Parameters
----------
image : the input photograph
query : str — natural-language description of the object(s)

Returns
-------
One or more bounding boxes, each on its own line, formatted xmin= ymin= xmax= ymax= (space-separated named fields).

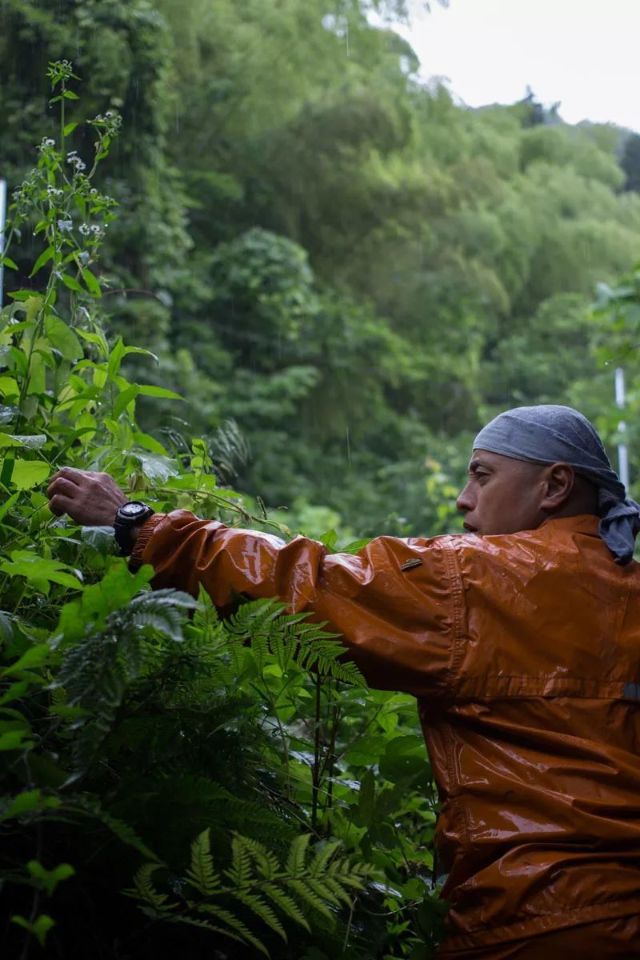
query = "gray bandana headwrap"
xmin=474 ymin=404 xmax=640 ymax=565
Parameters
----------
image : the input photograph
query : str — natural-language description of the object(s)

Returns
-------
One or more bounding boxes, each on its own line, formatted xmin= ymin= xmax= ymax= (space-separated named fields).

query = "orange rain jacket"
xmin=131 ymin=511 xmax=640 ymax=954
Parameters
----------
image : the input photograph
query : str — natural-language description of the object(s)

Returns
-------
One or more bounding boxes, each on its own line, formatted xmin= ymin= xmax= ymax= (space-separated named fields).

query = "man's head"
xmin=456 ymin=449 xmax=598 ymax=536
xmin=455 ymin=404 xmax=640 ymax=563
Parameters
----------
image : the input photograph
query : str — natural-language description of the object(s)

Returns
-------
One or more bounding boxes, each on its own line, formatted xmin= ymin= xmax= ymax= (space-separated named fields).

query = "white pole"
xmin=615 ymin=367 xmax=630 ymax=490
xmin=0 ymin=178 xmax=6 ymax=308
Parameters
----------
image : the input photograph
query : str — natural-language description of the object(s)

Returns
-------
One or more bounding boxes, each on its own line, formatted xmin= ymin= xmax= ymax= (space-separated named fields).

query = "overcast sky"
xmin=394 ymin=0 xmax=640 ymax=132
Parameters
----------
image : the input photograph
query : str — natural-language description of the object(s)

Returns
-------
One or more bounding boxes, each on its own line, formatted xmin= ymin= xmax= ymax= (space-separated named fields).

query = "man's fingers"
xmin=48 ymin=494 xmax=74 ymax=517
xmin=47 ymin=477 xmax=80 ymax=499
xmin=48 ymin=467 xmax=84 ymax=492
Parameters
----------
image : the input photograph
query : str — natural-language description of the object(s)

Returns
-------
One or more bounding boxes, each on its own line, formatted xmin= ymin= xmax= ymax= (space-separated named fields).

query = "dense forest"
xmin=1 ymin=1 xmax=640 ymax=957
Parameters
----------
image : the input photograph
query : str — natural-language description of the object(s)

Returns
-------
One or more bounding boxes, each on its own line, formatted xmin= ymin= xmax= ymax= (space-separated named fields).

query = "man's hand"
xmin=47 ymin=468 xmax=128 ymax=526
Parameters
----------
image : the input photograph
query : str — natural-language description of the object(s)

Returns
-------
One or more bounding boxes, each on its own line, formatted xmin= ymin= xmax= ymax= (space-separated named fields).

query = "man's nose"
xmin=456 ymin=482 xmax=474 ymax=513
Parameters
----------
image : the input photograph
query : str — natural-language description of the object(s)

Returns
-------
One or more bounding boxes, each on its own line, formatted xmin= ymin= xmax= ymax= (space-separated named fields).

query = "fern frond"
xmin=309 ymin=840 xmax=342 ymax=877
xmin=168 ymin=914 xmax=246 ymax=943
xmin=261 ymin=882 xmax=310 ymax=930
xmin=286 ymin=878 xmax=334 ymax=922
xmin=235 ymin=891 xmax=287 ymax=941
xmin=185 ymin=828 xmax=220 ymax=896
xmin=124 ymin=863 xmax=171 ymax=910
xmin=285 ymin=833 xmax=311 ymax=877
xmin=197 ymin=902 xmax=269 ymax=956
xmin=69 ymin=797 xmax=160 ymax=862
xmin=226 ymin=835 xmax=253 ymax=887
xmin=233 ymin=833 xmax=279 ymax=880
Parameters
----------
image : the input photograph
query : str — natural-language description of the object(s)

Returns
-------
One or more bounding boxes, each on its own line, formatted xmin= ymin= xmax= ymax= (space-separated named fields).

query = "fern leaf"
xmin=286 ymin=833 xmax=311 ymax=877
xmin=235 ymin=891 xmax=287 ymax=941
xmin=168 ymin=914 xmax=246 ymax=943
xmin=70 ymin=797 xmax=160 ymax=862
xmin=185 ymin=828 xmax=220 ymax=895
xmin=226 ymin=835 xmax=253 ymax=887
xmin=306 ymin=877 xmax=345 ymax=906
xmin=286 ymin=878 xmax=334 ymax=922
xmin=233 ymin=833 xmax=279 ymax=880
xmin=197 ymin=903 xmax=269 ymax=957
xmin=309 ymin=840 xmax=342 ymax=877
xmin=261 ymin=882 xmax=310 ymax=931
xmin=124 ymin=863 xmax=171 ymax=910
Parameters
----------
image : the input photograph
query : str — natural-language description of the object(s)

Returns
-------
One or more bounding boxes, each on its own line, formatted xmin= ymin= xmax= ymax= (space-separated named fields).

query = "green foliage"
xmin=127 ymin=827 xmax=376 ymax=956
xmin=1 ymin=1 xmax=637 ymax=952
xmin=0 ymin=63 xmax=443 ymax=960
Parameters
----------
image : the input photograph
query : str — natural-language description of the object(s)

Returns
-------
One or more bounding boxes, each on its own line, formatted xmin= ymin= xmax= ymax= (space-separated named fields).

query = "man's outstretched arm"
xmin=47 ymin=469 xmax=459 ymax=695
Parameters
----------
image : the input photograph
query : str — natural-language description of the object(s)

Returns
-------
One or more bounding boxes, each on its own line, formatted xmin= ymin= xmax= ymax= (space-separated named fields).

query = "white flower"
xmin=79 ymin=224 xmax=91 ymax=236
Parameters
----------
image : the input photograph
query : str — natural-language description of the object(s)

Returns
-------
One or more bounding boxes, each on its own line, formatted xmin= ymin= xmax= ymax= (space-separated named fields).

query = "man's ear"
xmin=541 ymin=462 xmax=575 ymax=511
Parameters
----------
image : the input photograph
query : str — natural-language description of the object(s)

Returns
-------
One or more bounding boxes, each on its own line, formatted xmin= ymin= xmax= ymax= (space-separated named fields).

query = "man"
xmin=47 ymin=405 xmax=640 ymax=958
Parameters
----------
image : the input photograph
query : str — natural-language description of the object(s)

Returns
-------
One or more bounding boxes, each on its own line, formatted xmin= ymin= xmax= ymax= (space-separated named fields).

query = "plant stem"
xmin=311 ymin=673 xmax=322 ymax=829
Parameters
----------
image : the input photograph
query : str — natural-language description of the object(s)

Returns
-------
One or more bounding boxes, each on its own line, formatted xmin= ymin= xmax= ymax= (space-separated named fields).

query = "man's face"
xmin=456 ymin=449 xmax=549 ymax=536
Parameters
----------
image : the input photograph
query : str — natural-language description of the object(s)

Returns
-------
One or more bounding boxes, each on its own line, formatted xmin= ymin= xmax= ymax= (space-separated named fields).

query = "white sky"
xmin=394 ymin=0 xmax=640 ymax=132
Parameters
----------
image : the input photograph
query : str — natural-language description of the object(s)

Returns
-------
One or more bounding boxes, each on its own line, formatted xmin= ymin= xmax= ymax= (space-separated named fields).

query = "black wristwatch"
xmin=113 ymin=501 xmax=155 ymax=556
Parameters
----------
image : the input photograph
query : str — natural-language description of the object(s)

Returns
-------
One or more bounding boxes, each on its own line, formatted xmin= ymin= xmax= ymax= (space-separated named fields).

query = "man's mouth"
xmin=463 ymin=522 xmax=478 ymax=533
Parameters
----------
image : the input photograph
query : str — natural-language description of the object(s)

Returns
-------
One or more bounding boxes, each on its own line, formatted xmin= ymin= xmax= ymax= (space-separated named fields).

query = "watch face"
xmin=120 ymin=501 xmax=148 ymax=519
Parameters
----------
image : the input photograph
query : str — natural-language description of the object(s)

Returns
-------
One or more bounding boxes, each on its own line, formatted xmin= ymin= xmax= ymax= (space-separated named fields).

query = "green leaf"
xmin=27 ymin=860 xmax=75 ymax=895
xmin=353 ymin=770 xmax=376 ymax=827
xmin=0 ymin=551 xmax=82 ymax=592
xmin=81 ymin=267 xmax=101 ymax=297
xmin=0 ymin=729 xmax=32 ymax=750
xmin=0 ymin=789 xmax=61 ymax=822
xmin=0 ymin=457 xmax=14 ymax=486
xmin=113 ymin=385 xmax=139 ymax=418
xmin=10 ymin=460 xmax=50 ymax=490
xmin=133 ymin=452 xmax=178 ymax=482
xmin=2 ymin=643 xmax=50 ymax=676
xmin=136 ymin=384 xmax=182 ymax=400
xmin=0 ymin=255 xmax=18 ymax=270
xmin=11 ymin=913 xmax=55 ymax=947
xmin=0 ymin=435 xmax=26 ymax=448
xmin=63 ymin=121 xmax=78 ymax=135
xmin=45 ymin=315 xmax=83 ymax=360
xmin=379 ymin=734 xmax=429 ymax=784
xmin=0 ymin=434 xmax=46 ymax=453
xmin=29 ymin=245 xmax=55 ymax=278
xmin=60 ymin=272 xmax=84 ymax=294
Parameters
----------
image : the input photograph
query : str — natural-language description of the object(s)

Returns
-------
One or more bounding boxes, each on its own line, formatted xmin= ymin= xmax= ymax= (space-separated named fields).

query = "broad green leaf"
xmin=2 ymin=643 xmax=50 ymax=676
xmin=134 ymin=452 xmax=178 ymax=482
xmin=0 ymin=255 xmax=18 ymax=270
xmin=10 ymin=460 xmax=50 ymax=490
xmin=63 ymin=121 xmax=78 ymax=135
xmin=0 ymin=551 xmax=82 ymax=592
xmin=0 ymin=375 xmax=20 ymax=399
xmin=45 ymin=315 xmax=82 ymax=360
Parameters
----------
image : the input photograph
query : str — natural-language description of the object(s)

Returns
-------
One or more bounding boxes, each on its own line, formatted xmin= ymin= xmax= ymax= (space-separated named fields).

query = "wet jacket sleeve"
xmin=131 ymin=510 xmax=460 ymax=696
